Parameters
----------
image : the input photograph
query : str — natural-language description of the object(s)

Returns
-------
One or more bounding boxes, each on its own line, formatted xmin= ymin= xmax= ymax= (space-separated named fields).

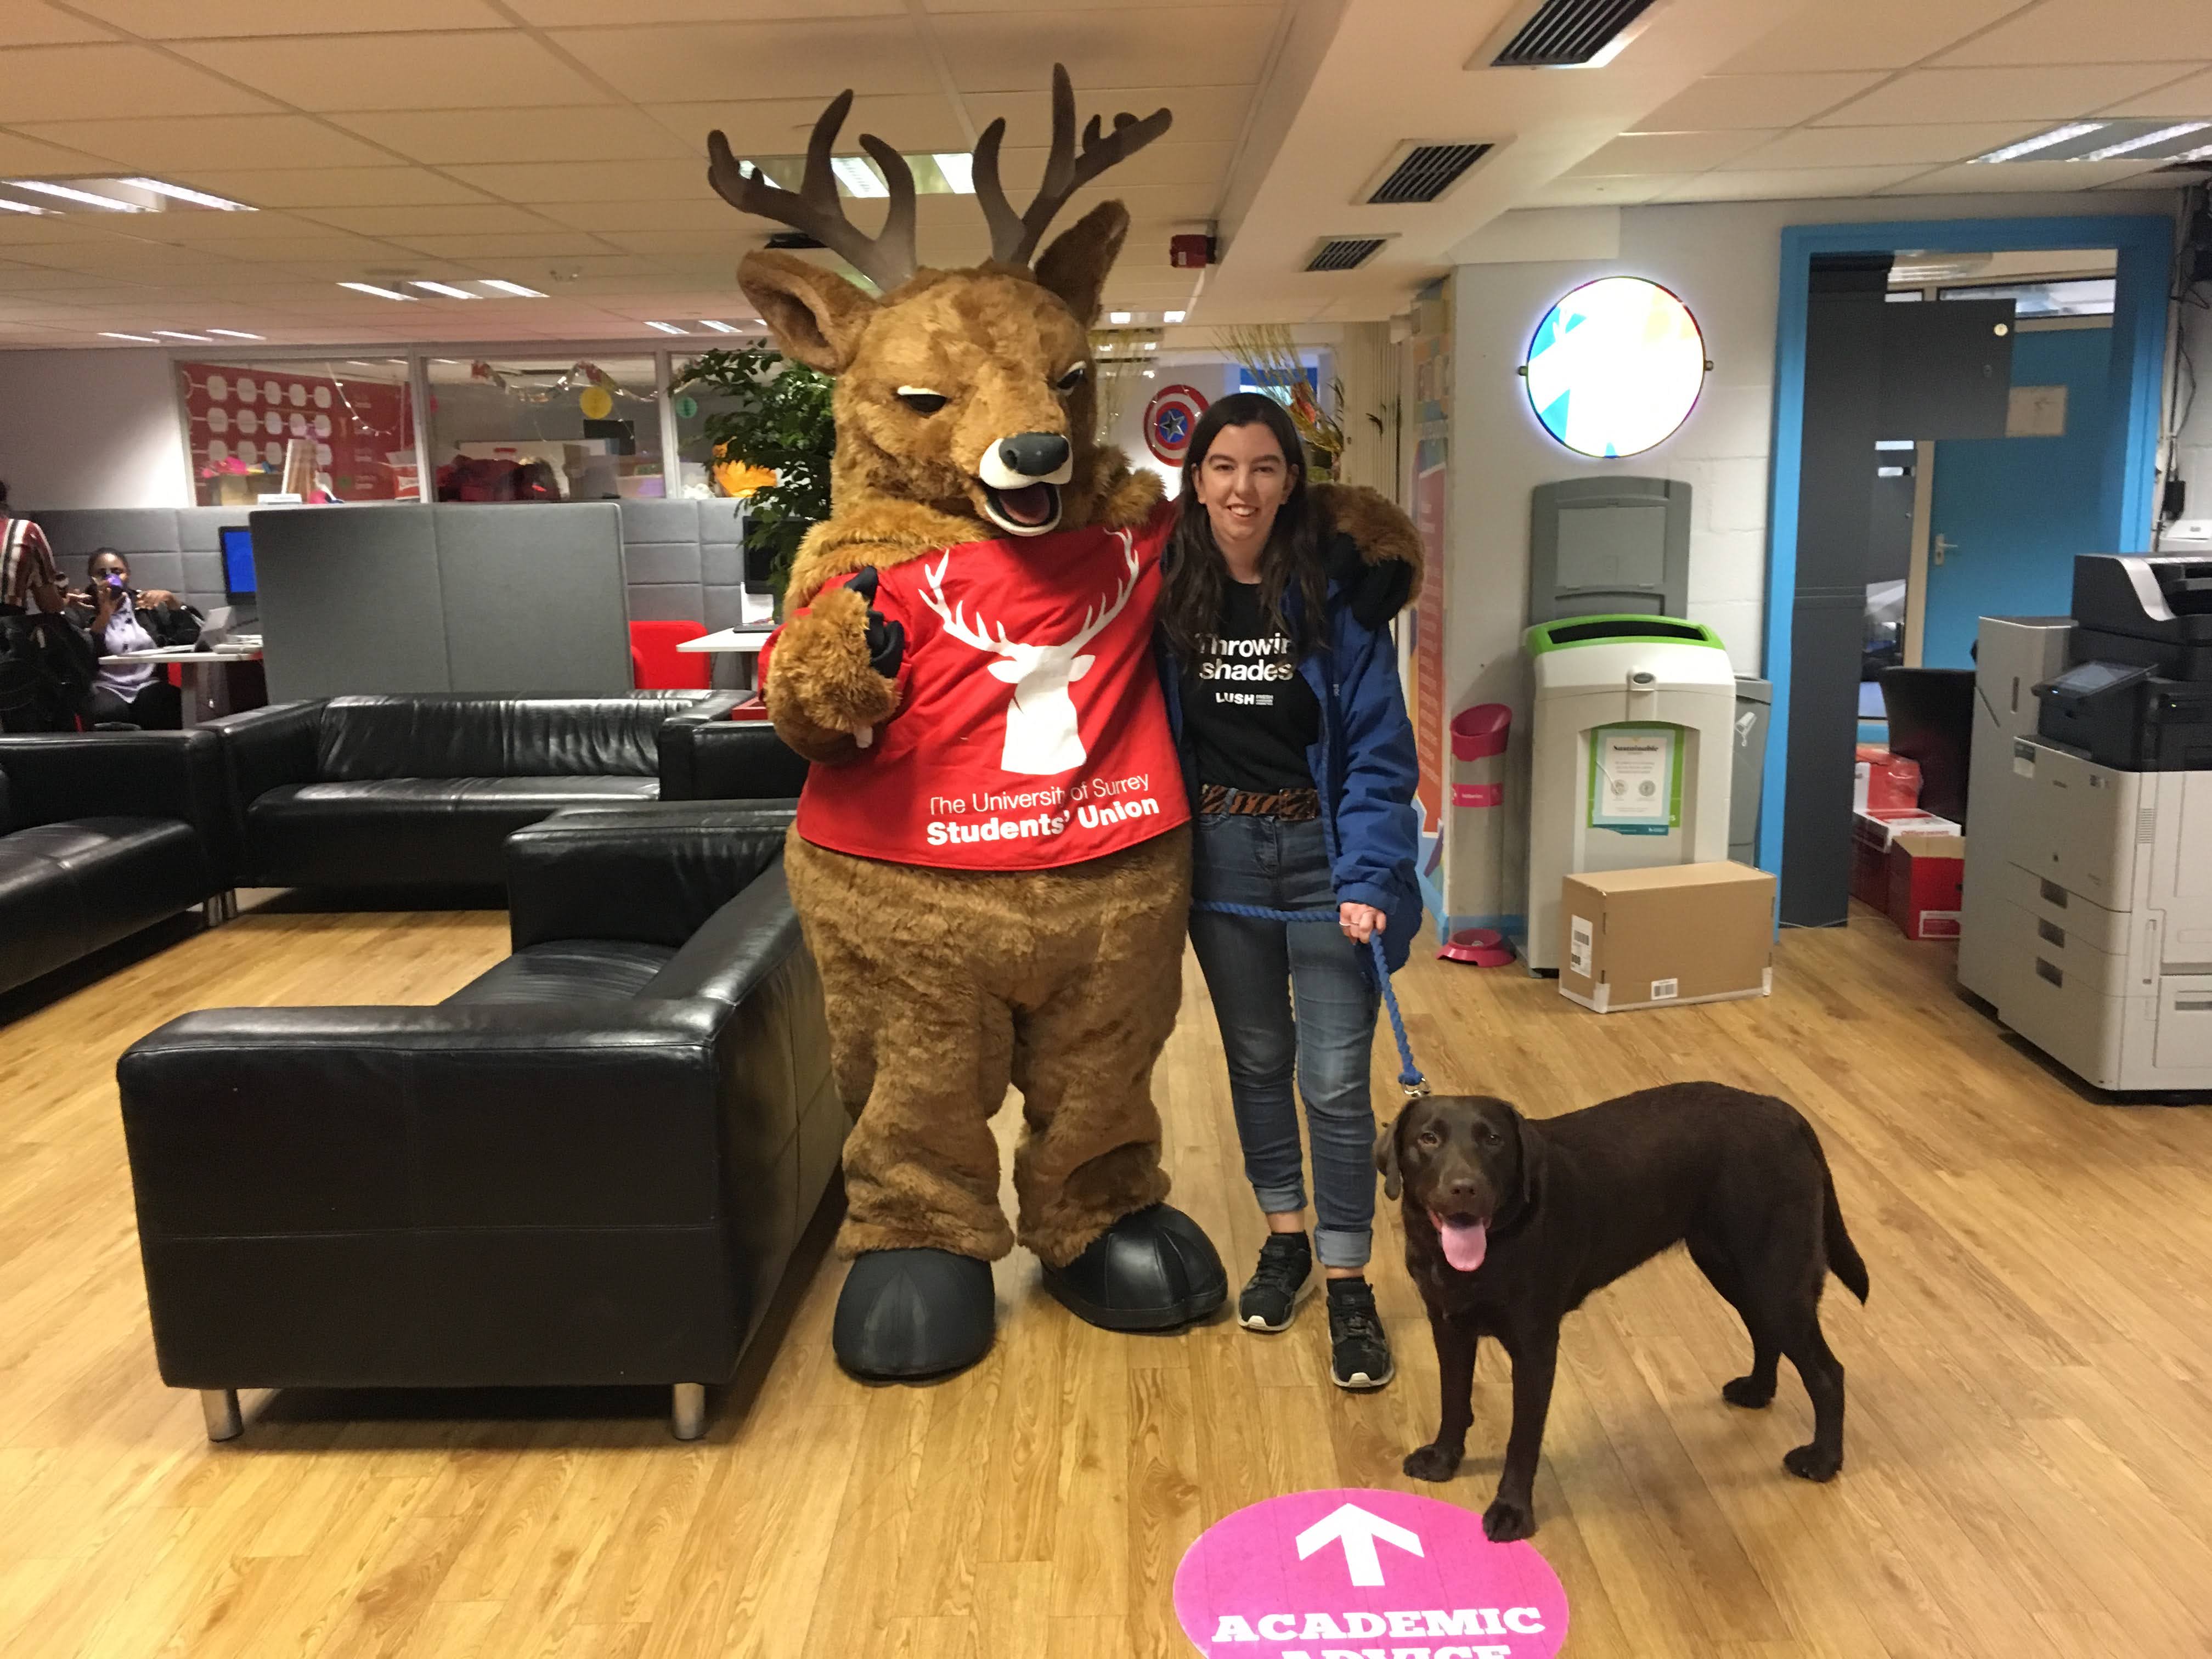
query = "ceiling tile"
xmin=649 ymin=95 xmax=968 ymax=156
xmin=1722 ymin=122 xmax=2047 ymax=168
xmin=441 ymin=160 xmax=709 ymax=204
xmin=386 ymin=232 xmax=624 ymax=258
xmin=172 ymin=32 xmax=612 ymax=112
xmin=174 ymin=168 xmax=495 ymax=208
xmin=2096 ymin=66 xmax=2212 ymax=118
xmin=153 ymin=234 xmax=409 ymax=262
xmin=1937 ymin=0 xmax=2212 ymax=65
xmin=1881 ymin=157 xmax=2187 ymax=193
xmin=537 ymin=198 xmax=753 ymax=233
xmin=549 ymin=20 xmax=928 ymax=103
xmin=301 ymin=204 xmax=563 ymax=236
xmin=0 ymin=44 xmax=278 ymax=122
xmin=1522 ymin=174 xmax=1683 ymax=207
xmin=1814 ymin=64 xmax=2187 ymax=125
xmin=1719 ymin=0 xmax=2029 ymax=75
xmin=987 ymin=139 xmax=1236 ymax=189
xmin=1633 ymin=73 xmax=1892 ymax=133
xmin=1652 ymin=166 xmax=1935 ymax=202
xmin=330 ymin=107 xmax=694 ymax=166
xmin=0 ymin=8 xmax=120 ymax=45
xmin=11 ymin=114 xmax=398 ymax=170
xmin=1566 ymin=131 xmax=1779 ymax=177
xmin=66 ymin=0 xmax=510 ymax=33
xmin=513 ymin=0 xmax=901 ymax=18
xmin=932 ymin=8 xmax=1277 ymax=93
xmin=964 ymin=86 xmax=1250 ymax=145
xmin=0 ymin=129 xmax=110 ymax=172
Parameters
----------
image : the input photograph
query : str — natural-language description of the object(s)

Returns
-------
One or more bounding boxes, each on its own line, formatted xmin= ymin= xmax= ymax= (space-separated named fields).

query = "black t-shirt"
xmin=1184 ymin=581 xmax=1320 ymax=791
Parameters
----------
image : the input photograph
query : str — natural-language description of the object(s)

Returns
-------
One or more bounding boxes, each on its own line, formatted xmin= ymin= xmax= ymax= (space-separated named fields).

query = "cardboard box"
xmin=1885 ymin=833 xmax=1965 ymax=940
xmin=1853 ymin=744 xmax=1922 ymax=814
xmin=1850 ymin=809 xmax=1960 ymax=910
xmin=1559 ymin=862 xmax=1776 ymax=1014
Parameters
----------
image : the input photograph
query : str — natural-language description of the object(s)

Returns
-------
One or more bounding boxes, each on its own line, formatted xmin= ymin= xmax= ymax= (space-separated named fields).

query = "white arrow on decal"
xmin=1294 ymin=1503 xmax=1425 ymax=1588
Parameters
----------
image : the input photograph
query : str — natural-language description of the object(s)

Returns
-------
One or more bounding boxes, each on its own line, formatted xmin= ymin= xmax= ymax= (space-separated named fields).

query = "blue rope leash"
xmin=1190 ymin=901 xmax=1430 ymax=1098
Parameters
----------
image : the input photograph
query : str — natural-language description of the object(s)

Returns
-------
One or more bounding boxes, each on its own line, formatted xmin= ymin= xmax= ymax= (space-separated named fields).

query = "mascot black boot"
xmin=833 ymin=1249 xmax=996 ymax=1383
xmin=1039 ymin=1204 xmax=1227 ymax=1331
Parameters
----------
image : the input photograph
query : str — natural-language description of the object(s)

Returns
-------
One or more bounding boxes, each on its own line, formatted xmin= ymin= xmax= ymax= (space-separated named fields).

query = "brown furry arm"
xmin=763 ymin=584 xmax=901 ymax=763
xmin=1314 ymin=482 xmax=1424 ymax=609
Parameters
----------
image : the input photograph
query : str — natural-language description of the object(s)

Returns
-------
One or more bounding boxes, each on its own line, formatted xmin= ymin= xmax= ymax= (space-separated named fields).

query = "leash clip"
xmin=1402 ymin=1077 xmax=1431 ymax=1100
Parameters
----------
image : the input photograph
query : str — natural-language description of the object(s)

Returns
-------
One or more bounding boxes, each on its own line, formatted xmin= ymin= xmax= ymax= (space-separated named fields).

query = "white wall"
xmin=1437 ymin=187 xmax=2184 ymax=928
xmin=0 ymin=348 xmax=190 ymax=509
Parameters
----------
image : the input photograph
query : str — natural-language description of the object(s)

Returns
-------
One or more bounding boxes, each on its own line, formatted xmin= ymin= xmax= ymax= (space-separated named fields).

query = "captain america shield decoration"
xmin=1144 ymin=383 xmax=1210 ymax=466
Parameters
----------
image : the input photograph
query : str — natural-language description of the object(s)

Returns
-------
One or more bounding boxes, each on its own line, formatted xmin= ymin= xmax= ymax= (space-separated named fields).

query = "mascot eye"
xmin=895 ymin=386 xmax=949 ymax=415
xmin=1055 ymin=365 xmax=1087 ymax=393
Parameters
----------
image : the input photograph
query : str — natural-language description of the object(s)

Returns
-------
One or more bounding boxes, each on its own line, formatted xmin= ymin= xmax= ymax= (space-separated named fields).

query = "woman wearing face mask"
xmin=67 ymin=549 xmax=200 ymax=729
xmin=1156 ymin=392 xmax=1421 ymax=1391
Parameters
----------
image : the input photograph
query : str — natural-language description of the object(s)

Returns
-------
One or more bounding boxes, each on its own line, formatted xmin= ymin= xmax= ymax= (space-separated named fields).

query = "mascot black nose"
xmin=998 ymin=432 xmax=1070 ymax=478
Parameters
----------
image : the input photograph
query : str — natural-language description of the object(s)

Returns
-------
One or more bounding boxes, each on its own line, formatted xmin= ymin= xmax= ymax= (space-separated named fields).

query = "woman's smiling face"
xmin=1192 ymin=418 xmax=1295 ymax=565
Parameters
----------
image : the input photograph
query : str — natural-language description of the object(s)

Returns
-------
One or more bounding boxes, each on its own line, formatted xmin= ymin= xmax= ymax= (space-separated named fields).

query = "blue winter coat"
xmin=1158 ymin=540 xmax=1424 ymax=977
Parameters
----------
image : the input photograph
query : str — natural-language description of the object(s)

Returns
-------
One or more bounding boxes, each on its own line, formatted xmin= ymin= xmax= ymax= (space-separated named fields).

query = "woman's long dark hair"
xmin=1159 ymin=392 xmax=1330 ymax=660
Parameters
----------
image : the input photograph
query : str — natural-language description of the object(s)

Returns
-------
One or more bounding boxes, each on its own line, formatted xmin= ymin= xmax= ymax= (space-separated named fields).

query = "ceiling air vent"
xmin=1307 ymin=236 xmax=1389 ymax=273
xmin=1491 ymin=0 xmax=1657 ymax=67
xmin=1367 ymin=143 xmax=1494 ymax=205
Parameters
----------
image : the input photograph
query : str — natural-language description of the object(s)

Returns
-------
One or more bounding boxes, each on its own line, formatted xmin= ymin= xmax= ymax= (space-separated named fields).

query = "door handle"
xmin=1933 ymin=534 xmax=1955 ymax=565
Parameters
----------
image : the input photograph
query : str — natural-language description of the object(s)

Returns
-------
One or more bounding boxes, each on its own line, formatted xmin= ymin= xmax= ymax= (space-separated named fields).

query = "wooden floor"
xmin=4 ymin=898 xmax=2212 ymax=1658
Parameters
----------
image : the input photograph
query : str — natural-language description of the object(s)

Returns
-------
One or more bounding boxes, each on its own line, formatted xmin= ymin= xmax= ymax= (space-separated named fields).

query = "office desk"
xmin=675 ymin=627 xmax=775 ymax=691
xmin=98 ymin=648 xmax=264 ymax=727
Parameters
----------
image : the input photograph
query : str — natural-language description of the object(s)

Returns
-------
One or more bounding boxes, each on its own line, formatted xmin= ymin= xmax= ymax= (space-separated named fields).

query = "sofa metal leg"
xmin=222 ymin=889 xmax=239 ymax=922
xmin=200 ymin=1389 xmax=243 ymax=1442
xmin=671 ymin=1383 xmax=707 ymax=1441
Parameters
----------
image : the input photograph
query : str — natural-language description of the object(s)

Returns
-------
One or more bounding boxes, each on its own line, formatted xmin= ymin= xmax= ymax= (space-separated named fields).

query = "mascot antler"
xmin=707 ymin=91 xmax=918 ymax=293
xmin=974 ymin=64 xmax=1173 ymax=267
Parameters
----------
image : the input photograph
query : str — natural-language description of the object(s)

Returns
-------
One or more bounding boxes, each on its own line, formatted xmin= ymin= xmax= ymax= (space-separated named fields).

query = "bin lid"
xmin=1734 ymin=675 xmax=1771 ymax=705
xmin=1526 ymin=614 xmax=1725 ymax=654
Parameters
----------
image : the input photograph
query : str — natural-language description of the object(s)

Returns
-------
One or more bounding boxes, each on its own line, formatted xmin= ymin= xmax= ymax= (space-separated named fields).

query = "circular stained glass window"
xmin=1522 ymin=276 xmax=1707 ymax=459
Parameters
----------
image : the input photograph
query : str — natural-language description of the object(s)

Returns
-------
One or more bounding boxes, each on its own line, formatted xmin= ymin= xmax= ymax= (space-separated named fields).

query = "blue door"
xmin=1921 ymin=326 xmax=2114 ymax=668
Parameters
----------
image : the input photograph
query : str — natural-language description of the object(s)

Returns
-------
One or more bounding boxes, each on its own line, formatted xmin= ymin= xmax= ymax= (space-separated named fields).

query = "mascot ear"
xmin=1034 ymin=201 xmax=1129 ymax=325
xmin=738 ymin=249 xmax=878 ymax=374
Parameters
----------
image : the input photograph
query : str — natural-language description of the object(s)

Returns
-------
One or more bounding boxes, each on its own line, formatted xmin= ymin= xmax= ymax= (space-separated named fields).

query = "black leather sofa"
xmin=208 ymin=693 xmax=806 ymax=890
xmin=1 ymin=730 xmax=234 ymax=1003
xmin=117 ymin=802 xmax=841 ymax=1441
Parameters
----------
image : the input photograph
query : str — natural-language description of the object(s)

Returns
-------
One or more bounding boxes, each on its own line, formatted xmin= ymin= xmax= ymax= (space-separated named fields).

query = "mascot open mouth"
xmin=980 ymin=480 xmax=1063 ymax=537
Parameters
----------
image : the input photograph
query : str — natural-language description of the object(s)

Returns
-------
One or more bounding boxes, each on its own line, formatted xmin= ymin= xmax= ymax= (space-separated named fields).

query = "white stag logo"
xmin=918 ymin=531 xmax=1141 ymax=776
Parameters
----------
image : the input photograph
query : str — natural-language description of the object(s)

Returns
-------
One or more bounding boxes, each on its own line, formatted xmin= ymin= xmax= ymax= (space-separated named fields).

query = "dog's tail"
xmin=1822 ymin=1168 xmax=1870 ymax=1304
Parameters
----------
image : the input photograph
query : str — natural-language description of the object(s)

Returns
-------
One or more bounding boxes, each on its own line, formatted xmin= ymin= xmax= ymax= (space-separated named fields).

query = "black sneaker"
xmin=1238 ymin=1232 xmax=1314 ymax=1333
xmin=1327 ymin=1278 xmax=1393 ymax=1390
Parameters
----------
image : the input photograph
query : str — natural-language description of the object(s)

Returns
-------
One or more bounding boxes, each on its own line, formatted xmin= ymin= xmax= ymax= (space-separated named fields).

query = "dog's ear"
xmin=1507 ymin=1102 xmax=1542 ymax=1213
xmin=1373 ymin=1112 xmax=1403 ymax=1201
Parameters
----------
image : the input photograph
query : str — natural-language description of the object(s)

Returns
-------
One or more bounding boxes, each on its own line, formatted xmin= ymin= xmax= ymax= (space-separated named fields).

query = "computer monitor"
xmin=219 ymin=525 xmax=256 ymax=602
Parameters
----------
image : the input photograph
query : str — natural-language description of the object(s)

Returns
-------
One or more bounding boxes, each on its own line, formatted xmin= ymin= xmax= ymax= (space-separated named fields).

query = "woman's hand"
xmin=1340 ymin=902 xmax=1386 ymax=944
xmin=140 ymin=588 xmax=179 ymax=609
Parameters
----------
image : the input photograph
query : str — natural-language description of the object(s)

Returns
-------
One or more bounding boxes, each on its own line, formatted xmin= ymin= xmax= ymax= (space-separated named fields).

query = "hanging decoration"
xmin=578 ymin=385 xmax=614 ymax=420
xmin=1217 ymin=322 xmax=1347 ymax=478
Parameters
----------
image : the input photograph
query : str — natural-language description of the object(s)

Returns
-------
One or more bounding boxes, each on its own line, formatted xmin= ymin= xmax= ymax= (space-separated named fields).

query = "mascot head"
xmin=713 ymin=68 xmax=1169 ymax=544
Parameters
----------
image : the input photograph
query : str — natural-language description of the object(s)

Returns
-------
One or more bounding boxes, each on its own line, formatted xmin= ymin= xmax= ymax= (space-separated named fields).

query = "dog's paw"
xmin=1481 ymin=1494 xmax=1536 ymax=1542
xmin=1402 ymin=1443 xmax=1463 ymax=1483
xmin=1783 ymin=1442 xmax=1842 ymax=1482
xmin=1722 ymin=1374 xmax=1775 ymax=1410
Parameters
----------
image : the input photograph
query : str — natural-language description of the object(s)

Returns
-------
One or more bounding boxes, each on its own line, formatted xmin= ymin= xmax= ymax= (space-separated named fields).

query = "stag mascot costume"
xmin=721 ymin=72 xmax=1421 ymax=1381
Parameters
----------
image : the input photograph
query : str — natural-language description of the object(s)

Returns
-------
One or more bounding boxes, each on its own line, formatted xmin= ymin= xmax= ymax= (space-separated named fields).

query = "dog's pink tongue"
xmin=1434 ymin=1215 xmax=1488 ymax=1273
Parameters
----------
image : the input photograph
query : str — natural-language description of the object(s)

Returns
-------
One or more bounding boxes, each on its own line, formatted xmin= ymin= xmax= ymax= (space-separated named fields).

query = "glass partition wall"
xmin=173 ymin=343 xmax=735 ymax=507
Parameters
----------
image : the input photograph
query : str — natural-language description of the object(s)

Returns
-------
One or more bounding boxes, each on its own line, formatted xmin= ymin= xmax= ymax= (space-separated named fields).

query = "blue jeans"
xmin=1188 ymin=812 xmax=1381 ymax=1270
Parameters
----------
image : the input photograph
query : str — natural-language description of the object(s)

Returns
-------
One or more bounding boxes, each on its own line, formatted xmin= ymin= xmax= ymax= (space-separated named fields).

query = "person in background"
xmin=0 ymin=480 xmax=64 ymax=618
xmin=1 ymin=480 xmax=88 ymax=732
xmin=67 ymin=549 xmax=200 ymax=729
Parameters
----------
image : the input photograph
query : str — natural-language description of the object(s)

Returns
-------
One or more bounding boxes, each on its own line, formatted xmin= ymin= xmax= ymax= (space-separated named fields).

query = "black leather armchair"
xmin=117 ymin=803 xmax=841 ymax=1440
xmin=208 ymin=692 xmax=802 ymax=890
xmin=1 ymin=730 xmax=234 ymax=1001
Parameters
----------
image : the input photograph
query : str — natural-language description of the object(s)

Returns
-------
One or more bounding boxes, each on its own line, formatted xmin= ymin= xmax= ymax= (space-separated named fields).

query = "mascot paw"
xmin=1040 ymin=1204 xmax=1228 ymax=1332
xmin=766 ymin=583 xmax=902 ymax=744
xmin=833 ymin=1248 xmax=996 ymax=1383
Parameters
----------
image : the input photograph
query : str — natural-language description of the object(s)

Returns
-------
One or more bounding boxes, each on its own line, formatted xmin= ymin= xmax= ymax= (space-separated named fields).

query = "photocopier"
xmin=1960 ymin=554 xmax=2212 ymax=1093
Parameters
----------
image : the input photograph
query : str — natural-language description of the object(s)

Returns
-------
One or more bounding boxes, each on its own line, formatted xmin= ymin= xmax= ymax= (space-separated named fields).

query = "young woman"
xmin=1158 ymin=393 xmax=1421 ymax=1390
xmin=66 ymin=549 xmax=200 ymax=729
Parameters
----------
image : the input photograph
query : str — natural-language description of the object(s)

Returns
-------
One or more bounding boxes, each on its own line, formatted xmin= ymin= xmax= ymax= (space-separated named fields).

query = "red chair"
xmin=629 ymin=619 xmax=712 ymax=691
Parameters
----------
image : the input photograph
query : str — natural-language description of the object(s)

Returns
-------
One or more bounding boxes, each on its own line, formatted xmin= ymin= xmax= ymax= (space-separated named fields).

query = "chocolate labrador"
xmin=1376 ymin=1082 xmax=1868 ymax=1542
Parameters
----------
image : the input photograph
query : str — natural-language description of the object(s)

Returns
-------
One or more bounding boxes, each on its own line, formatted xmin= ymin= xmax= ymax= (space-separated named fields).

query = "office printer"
xmin=1959 ymin=556 xmax=2212 ymax=1095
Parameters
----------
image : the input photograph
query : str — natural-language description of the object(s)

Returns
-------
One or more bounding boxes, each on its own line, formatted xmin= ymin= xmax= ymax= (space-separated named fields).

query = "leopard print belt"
xmin=1197 ymin=783 xmax=1321 ymax=822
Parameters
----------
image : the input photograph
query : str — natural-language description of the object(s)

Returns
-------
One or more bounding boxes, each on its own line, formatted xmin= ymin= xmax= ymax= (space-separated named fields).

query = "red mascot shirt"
xmin=770 ymin=499 xmax=1188 ymax=871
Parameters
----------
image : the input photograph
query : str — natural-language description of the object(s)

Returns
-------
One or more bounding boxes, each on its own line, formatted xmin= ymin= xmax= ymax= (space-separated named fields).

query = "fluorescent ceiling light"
xmin=1143 ymin=369 xmax=1156 ymax=378
xmin=100 ymin=331 xmax=160 ymax=342
xmin=2078 ymin=120 xmax=2211 ymax=161
xmin=932 ymin=151 xmax=975 ymax=194
xmin=205 ymin=329 xmax=263 ymax=340
xmin=2176 ymin=143 xmax=2212 ymax=164
xmin=1143 ymin=341 xmax=1157 ymax=351
xmin=645 ymin=321 xmax=687 ymax=334
xmin=7 ymin=178 xmax=142 ymax=211
xmin=152 ymin=330 xmax=211 ymax=341
xmin=1108 ymin=311 xmax=1132 ymax=324
xmin=409 ymin=280 xmax=479 ymax=300
xmin=698 ymin=319 xmax=737 ymax=332
xmin=0 ymin=198 xmax=53 ymax=216
xmin=830 ymin=156 xmax=887 ymax=199
xmin=1164 ymin=310 xmax=1186 ymax=324
xmin=338 ymin=282 xmax=415 ymax=301
xmin=1971 ymin=123 xmax=2104 ymax=163
xmin=477 ymin=278 xmax=545 ymax=297
xmin=119 ymin=176 xmax=253 ymax=211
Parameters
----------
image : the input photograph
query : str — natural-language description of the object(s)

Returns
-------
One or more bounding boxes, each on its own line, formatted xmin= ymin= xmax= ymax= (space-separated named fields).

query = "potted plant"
xmin=673 ymin=345 xmax=834 ymax=613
